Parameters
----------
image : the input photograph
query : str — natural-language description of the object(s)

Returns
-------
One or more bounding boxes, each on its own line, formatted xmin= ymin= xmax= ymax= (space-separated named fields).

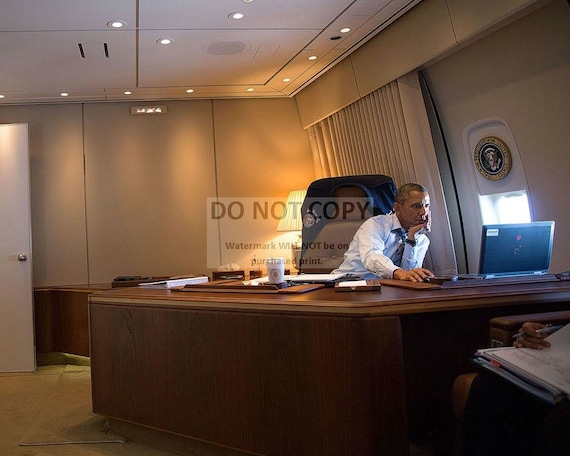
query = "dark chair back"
xmin=299 ymin=175 xmax=396 ymax=273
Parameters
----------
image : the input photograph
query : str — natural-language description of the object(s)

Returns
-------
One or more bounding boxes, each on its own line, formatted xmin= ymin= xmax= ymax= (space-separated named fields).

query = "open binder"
xmin=472 ymin=324 xmax=570 ymax=404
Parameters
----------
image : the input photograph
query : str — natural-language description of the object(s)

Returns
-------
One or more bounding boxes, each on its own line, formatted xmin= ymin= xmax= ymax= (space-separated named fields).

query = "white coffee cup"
xmin=266 ymin=257 xmax=285 ymax=284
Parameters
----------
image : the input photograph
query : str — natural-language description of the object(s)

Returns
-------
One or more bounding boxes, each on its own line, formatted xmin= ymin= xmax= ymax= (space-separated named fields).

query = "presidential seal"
xmin=303 ymin=209 xmax=320 ymax=228
xmin=473 ymin=136 xmax=512 ymax=181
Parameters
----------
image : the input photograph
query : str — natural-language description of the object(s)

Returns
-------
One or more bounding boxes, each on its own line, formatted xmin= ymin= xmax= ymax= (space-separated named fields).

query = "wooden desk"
xmin=88 ymin=281 xmax=570 ymax=456
xmin=34 ymin=284 xmax=111 ymax=356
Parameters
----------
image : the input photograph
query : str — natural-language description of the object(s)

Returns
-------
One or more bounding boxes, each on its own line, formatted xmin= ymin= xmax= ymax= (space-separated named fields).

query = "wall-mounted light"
xmin=130 ymin=105 xmax=168 ymax=115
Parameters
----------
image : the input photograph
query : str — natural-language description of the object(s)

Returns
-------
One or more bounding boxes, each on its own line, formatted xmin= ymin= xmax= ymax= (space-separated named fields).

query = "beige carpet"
xmin=18 ymin=365 xmax=127 ymax=446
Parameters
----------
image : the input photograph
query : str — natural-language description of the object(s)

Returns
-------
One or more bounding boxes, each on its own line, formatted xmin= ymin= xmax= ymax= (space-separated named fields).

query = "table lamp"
xmin=277 ymin=189 xmax=306 ymax=270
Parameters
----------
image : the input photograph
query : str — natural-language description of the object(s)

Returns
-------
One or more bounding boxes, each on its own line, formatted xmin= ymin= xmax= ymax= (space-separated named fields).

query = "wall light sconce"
xmin=130 ymin=105 xmax=168 ymax=115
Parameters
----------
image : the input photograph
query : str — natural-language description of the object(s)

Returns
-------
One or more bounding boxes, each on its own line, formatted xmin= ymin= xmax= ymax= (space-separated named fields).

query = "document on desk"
xmin=473 ymin=323 xmax=570 ymax=404
xmin=334 ymin=280 xmax=382 ymax=292
xmin=138 ymin=275 xmax=209 ymax=289
xmin=286 ymin=273 xmax=354 ymax=283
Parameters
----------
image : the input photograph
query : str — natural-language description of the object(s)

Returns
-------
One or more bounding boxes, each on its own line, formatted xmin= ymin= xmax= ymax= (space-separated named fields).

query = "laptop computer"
xmin=478 ymin=221 xmax=555 ymax=279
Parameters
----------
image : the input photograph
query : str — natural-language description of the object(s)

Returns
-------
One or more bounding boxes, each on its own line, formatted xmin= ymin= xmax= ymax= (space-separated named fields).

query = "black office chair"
xmin=298 ymin=175 xmax=396 ymax=273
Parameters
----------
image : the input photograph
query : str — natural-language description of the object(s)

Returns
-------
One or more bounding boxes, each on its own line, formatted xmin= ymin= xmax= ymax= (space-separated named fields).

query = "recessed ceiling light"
xmin=0 ymin=94 xmax=5 ymax=98
xmin=185 ymin=89 xmax=194 ymax=93
xmin=123 ymin=91 xmax=132 ymax=95
xmin=246 ymin=88 xmax=254 ymax=92
xmin=157 ymin=38 xmax=173 ymax=45
xmin=60 ymin=92 xmax=69 ymax=97
xmin=107 ymin=20 xmax=126 ymax=29
xmin=229 ymin=12 xmax=246 ymax=20
xmin=282 ymin=78 xmax=291 ymax=83
xmin=340 ymin=27 xmax=351 ymax=33
xmin=243 ymin=0 xmax=254 ymax=3
xmin=308 ymin=55 xmax=318 ymax=61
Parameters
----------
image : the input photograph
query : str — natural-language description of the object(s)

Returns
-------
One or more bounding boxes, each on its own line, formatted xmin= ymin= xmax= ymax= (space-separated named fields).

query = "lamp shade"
xmin=277 ymin=189 xmax=306 ymax=232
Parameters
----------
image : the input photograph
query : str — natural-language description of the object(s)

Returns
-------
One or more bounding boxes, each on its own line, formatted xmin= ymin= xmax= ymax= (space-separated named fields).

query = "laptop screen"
xmin=478 ymin=221 xmax=555 ymax=277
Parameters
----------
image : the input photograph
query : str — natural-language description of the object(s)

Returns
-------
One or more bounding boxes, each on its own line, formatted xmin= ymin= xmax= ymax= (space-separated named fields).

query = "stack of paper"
xmin=473 ymin=323 xmax=570 ymax=404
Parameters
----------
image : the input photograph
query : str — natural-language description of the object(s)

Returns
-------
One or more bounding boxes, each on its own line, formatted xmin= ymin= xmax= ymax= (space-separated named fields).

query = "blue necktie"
xmin=393 ymin=229 xmax=406 ymax=267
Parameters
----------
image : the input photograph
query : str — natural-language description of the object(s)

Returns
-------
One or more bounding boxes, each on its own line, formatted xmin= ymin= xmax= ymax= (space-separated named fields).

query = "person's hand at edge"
xmin=513 ymin=322 xmax=552 ymax=349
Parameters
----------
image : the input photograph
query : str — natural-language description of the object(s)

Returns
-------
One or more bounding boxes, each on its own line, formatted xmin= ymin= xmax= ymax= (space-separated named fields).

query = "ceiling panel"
xmin=0 ymin=0 xmax=136 ymax=31
xmin=0 ymin=0 xmax=421 ymax=104
xmin=0 ymin=31 xmax=136 ymax=91
xmin=139 ymin=0 xmax=356 ymax=29
xmin=138 ymin=29 xmax=318 ymax=87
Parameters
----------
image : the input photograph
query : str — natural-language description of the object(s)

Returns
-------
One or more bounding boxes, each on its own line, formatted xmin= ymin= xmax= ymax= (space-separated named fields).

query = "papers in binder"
xmin=473 ymin=323 xmax=570 ymax=404
xmin=139 ymin=275 xmax=209 ymax=289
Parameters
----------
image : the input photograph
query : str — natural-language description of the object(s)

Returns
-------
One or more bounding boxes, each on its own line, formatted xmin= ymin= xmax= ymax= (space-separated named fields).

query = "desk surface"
xmin=89 ymin=279 xmax=570 ymax=316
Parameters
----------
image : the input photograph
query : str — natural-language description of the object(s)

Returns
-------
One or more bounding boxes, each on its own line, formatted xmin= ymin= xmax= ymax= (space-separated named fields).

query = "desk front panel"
xmin=90 ymin=300 xmax=408 ymax=456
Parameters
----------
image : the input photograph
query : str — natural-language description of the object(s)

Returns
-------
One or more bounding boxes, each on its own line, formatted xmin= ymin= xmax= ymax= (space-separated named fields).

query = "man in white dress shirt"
xmin=332 ymin=183 xmax=433 ymax=282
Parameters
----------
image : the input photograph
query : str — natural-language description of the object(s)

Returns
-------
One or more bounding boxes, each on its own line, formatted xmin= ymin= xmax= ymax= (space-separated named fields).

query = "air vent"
xmin=77 ymin=43 xmax=110 ymax=59
xmin=205 ymin=40 xmax=250 ymax=56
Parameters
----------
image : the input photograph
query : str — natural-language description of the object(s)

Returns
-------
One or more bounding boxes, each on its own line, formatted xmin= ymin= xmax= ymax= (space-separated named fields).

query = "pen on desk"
xmin=512 ymin=324 xmax=564 ymax=339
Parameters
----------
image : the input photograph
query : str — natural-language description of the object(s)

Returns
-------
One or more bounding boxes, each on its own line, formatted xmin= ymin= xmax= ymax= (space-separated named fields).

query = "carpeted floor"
xmin=18 ymin=365 xmax=126 ymax=446
xmin=0 ymin=354 xmax=435 ymax=456
xmin=0 ymin=359 xmax=189 ymax=456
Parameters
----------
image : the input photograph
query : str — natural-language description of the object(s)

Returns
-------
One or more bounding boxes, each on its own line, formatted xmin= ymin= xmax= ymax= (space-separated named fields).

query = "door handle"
xmin=17 ymin=254 xmax=27 ymax=262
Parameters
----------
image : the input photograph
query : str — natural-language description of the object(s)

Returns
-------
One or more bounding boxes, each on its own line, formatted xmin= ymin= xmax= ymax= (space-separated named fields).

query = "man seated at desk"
xmin=332 ymin=182 xmax=433 ymax=282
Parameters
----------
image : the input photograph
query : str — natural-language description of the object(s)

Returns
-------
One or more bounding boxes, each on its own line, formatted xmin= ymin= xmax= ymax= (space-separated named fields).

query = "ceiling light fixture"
xmin=0 ymin=95 xmax=5 ymax=99
xmin=246 ymin=88 xmax=254 ymax=92
xmin=340 ymin=27 xmax=351 ymax=33
xmin=60 ymin=92 xmax=69 ymax=97
xmin=107 ymin=20 xmax=126 ymax=29
xmin=123 ymin=91 xmax=132 ymax=95
xmin=229 ymin=12 xmax=246 ymax=20
xmin=282 ymin=78 xmax=291 ymax=82
xmin=308 ymin=55 xmax=318 ymax=61
xmin=185 ymin=89 xmax=194 ymax=93
xmin=157 ymin=38 xmax=173 ymax=45
xmin=130 ymin=105 xmax=168 ymax=115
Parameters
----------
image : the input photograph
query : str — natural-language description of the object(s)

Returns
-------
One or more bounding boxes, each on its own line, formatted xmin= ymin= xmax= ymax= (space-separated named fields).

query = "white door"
xmin=0 ymin=123 xmax=35 ymax=372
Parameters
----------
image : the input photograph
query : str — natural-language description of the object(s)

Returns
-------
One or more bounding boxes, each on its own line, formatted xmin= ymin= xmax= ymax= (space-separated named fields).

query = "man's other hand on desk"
xmin=393 ymin=267 xmax=433 ymax=282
